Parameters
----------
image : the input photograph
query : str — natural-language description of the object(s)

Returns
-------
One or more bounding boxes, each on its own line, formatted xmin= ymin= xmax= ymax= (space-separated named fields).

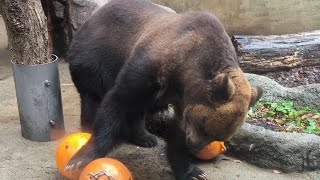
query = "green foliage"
xmin=249 ymin=100 xmax=320 ymax=135
xmin=306 ymin=118 xmax=320 ymax=134
xmin=263 ymin=100 xmax=313 ymax=119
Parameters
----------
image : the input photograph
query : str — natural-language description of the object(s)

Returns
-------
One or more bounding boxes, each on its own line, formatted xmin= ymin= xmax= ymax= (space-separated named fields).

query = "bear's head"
xmin=181 ymin=68 xmax=262 ymax=153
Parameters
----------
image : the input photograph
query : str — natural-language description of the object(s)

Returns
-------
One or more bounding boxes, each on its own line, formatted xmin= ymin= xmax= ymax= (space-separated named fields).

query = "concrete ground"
xmin=0 ymin=16 xmax=319 ymax=180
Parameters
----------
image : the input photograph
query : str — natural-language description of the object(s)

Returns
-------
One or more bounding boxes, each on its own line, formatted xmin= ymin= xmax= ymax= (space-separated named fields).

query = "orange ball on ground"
xmin=79 ymin=158 xmax=133 ymax=180
xmin=196 ymin=141 xmax=226 ymax=160
xmin=55 ymin=132 xmax=92 ymax=180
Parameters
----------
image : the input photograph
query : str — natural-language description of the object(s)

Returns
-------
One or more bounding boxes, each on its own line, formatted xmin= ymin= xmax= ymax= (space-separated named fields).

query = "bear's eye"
xmin=200 ymin=117 xmax=207 ymax=124
xmin=203 ymin=131 xmax=211 ymax=137
xmin=196 ymin=117 xmax=210 ymax=137
xmin=198 ymin=119 xmax=214 ymax=138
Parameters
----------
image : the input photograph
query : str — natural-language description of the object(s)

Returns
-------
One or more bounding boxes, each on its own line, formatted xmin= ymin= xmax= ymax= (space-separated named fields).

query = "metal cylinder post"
xmin=12 ymin=55 xmax=65 ymax=142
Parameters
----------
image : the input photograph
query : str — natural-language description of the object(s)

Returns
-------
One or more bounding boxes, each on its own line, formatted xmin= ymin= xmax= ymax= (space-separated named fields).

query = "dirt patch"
xmin=264 ymin=66 xmax=320 ymax=88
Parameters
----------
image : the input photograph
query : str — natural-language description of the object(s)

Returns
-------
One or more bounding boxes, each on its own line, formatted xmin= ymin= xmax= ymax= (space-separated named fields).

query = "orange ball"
xmin=196 ymin=141 xmax=226 ymax=160
xmin=56 ymin=132 xmax=92 ymax=180
xmin=79 ymin=158 xmax=133 ymax=180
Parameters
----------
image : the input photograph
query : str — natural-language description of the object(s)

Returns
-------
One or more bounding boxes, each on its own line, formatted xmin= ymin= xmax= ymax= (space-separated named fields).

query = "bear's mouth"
xmin=185 ymin=140 xmax=209 ymax=155
xmin=189 ymin=146 xmax=203 ymax=155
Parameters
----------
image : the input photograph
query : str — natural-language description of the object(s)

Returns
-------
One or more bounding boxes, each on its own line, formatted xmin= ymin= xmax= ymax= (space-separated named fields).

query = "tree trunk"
xmin=0 ymin=0 xmax=51 ymax=65
xmin=37 ymin=0 xmax=99 ymax=58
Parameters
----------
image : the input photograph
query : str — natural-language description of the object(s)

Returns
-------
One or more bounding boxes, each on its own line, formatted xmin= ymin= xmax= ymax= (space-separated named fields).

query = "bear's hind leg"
xmin=80 ymin=94 xmax=100 ymax=133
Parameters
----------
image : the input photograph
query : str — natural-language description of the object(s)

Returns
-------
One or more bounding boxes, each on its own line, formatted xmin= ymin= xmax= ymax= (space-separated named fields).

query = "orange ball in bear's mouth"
xmin=55 ymin=132 xmax=92 ymax=180
xmin=196 ymin=141 xmax=226 ymax=160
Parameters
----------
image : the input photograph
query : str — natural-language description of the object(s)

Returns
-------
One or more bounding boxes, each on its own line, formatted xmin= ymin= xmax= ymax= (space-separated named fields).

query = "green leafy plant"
xmin=306 ymin=118 xmax=320 ymax=134
xmin=248 ymin=100 xmax=320 ymax=135
xmin=276 ymin=101 xmax=293 ymax=114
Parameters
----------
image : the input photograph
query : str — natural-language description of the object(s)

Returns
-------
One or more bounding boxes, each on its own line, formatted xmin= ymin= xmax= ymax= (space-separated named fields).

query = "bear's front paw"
xmin=131 ymin=131 xmax=158 ymax=147
xmin=65 ymin=144 xmax=95 ymax=172
xmin=184 ymin=166 xmax=207 ymax=180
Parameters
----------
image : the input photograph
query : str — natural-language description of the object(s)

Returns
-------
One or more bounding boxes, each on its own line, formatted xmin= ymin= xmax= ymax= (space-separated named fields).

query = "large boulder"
xmin=228 ymin=123 xmax=320 ymax=172
xmin=246 ymin=73 xmax=320 ymax=109
xmin=228 ymin=74 xmax=320 ymax=172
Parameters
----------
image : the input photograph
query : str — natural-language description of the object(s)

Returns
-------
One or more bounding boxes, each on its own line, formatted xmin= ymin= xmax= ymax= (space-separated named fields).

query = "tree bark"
xmin=37 ymin=0 xmax=99 ymax=58
xmin=0 ymin=0 xmax=51 ymax=65
xmin=234 ymin=32 xmax=320 ymax=74
xmin=240 ymin=56 xmax=320 ymax=74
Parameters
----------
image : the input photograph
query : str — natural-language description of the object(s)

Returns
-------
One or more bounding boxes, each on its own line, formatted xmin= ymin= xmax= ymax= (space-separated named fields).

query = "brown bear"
xmin=66 ymin=0 xmax=262 ymax=179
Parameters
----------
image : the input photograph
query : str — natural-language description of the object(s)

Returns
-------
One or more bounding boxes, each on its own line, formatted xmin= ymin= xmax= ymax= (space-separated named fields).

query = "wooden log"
xmin=233 ymin=31 xmax=320 ymax=74
xmin=240 ymin=56 xmax=320 ymax=74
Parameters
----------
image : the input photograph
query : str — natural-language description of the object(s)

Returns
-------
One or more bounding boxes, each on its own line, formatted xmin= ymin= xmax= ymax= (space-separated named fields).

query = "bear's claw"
xmin=64 ymin=144 xmax=95 ymax=172
xmin=185 ymin=166 xmax=207 ymax=180
xmin=131 ymin=132 xmax=158 ymax=147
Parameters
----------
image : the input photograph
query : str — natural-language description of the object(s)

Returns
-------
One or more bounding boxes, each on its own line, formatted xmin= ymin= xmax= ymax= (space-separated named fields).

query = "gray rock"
xmin=246 ymin=73 xmax=320 ymax=109
xmin=74 ymin=0 xmax=100 ymax=6
xmin=154 ymin=4 xmax=176 ymax=13
xmin=52 ymin=0 xmax=109 ymax=32
xmin=68 ymin=0 xmax=99 ymax=31
xmin=228 ymin=123 xmax=320 ymax=172
xmin=64 ymin=0 xmax=175 ymax=32
xmin=53 ymin=1 xmax=65 ymax=19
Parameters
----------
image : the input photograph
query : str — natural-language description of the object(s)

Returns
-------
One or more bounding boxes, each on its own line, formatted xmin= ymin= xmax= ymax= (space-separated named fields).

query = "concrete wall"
xmin=152 ymin=0 xmax=320 ymax=35
xmin=1 ymin=0 xmax=319 ymax=48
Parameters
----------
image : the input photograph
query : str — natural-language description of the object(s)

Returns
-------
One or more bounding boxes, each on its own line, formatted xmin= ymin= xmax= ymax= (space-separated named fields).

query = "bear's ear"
xmin=209 ymin=73 xmax=235 ymax=101
xmin=249 ymin=86 xmax=263 ymax=107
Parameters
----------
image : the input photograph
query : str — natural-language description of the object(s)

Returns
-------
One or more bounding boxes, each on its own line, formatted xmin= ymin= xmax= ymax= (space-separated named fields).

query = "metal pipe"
xmin=12 ymin=55 xmax=65 ymax=141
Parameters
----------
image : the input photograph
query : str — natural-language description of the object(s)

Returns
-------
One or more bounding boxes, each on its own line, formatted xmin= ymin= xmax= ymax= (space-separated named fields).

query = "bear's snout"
xmin=185 ymin=138 xmax=206 ymax=154
xmin=185 ymin=127 xmax=213 ymax=154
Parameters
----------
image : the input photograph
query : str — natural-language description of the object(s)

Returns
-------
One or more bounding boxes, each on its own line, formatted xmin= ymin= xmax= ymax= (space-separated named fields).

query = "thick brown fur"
xmin=66 ymin=0 xmax=263 ymax=179
xmin=182 ymin=68 xmax=257 ymax=150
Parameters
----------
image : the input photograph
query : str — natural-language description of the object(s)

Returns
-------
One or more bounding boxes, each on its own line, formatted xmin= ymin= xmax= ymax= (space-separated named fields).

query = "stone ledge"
xmin=227 ymin=123 xmax=320 ymax=172
xmin=246 ymin=73 xmax=320 ymax=110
